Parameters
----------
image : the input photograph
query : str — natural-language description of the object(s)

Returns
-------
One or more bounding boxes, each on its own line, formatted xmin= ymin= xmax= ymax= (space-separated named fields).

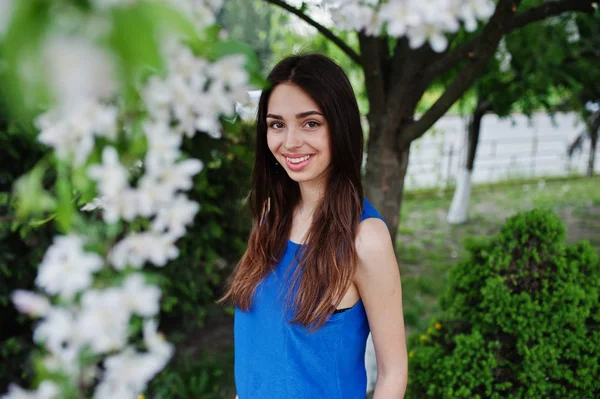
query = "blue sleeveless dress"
xmin=234 ymin=197 xmax=384 ymax=398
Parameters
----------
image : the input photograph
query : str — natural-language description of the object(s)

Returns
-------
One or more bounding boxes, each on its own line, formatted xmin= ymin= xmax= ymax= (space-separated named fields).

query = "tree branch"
xmin=359 ymin=33 xmax=386 ymax=122
xmin=263 ymin=0 xmax=361 ymax=64
xmin=399 ymin=0 xmax=518 ymax=148
xmin=510 ymin=0 xmax=596 ymax=30
xmin=424 ymin=0 xmax=596 ymax=81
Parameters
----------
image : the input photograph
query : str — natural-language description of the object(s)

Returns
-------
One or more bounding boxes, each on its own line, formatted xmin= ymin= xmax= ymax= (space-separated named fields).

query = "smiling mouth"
xmin=283 ymin=154 xmax=314 ymax=171
xmin=286 ymin=155 xmax=313 ymax=164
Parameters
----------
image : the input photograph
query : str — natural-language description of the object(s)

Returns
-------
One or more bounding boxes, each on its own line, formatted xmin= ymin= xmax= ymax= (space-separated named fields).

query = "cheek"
xmin=320 ymin=131 xmax=332 ymax=161
xmin=266 ymin=132 xmax=279 ymax=153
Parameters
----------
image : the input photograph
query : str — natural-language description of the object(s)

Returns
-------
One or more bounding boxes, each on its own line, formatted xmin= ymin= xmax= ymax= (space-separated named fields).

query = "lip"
xmin=283 ymin=154 xmax=314 ymax=172
xmin=282 ymin=153 xmax=314 ymax=157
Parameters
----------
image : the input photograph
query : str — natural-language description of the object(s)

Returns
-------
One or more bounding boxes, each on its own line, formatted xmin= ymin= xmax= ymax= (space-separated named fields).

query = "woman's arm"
xmin=355 ymin=219 xmax=408 ymax=398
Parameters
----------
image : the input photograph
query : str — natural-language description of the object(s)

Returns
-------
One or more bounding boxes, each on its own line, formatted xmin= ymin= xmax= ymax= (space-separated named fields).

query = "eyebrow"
xmin=266 ymin=111 xmax=324 ymax=120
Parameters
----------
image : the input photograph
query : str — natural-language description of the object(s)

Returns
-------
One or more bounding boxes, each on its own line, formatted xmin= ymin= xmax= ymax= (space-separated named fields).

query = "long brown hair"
xmin=218 ymin=54 xmax=364 ymax=331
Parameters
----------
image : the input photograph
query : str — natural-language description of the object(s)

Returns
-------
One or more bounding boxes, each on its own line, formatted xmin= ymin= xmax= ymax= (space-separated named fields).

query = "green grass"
xmin=398 ymin=176 xmax=600 ymax=333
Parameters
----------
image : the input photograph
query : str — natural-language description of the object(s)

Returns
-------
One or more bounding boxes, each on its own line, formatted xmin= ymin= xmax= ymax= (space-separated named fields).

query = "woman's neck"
xmin=297 ymin=179 xmax=325 ymax=217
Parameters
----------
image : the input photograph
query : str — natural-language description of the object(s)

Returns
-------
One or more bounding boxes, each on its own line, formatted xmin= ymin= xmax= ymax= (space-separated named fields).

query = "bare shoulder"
xmin=355 ymin=218 xmax=394 ymax=267
xmin=354 ymin=218 xmax=407 ymax=388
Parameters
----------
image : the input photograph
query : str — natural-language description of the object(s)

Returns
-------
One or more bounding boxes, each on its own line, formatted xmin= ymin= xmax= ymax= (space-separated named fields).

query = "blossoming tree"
xmin=265 ymin=0 xmax=599 ymax=240
xmin=0 ymin=0 xmax=255 ymax=398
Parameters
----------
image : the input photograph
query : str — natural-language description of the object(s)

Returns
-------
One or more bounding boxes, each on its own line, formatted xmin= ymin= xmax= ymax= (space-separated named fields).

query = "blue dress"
xmin=234 ymin=197 xmax=384 ymax=398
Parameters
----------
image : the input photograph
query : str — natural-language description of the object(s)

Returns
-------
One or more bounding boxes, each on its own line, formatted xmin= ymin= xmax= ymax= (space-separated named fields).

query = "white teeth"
xmin=286 ymin=155 xmax=311 ymax=164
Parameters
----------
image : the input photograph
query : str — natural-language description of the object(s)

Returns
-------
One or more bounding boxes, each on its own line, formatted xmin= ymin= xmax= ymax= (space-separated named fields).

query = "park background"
xmin=1 ymin=0 xmax=599 ymax=398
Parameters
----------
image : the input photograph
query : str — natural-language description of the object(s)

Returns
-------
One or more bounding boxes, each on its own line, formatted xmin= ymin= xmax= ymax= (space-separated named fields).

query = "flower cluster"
xmin=3 ymin=1 xmax=250 ymax=398
xmin=144 ymin=40 xmax=248 ymax=139
xmin=33 ymin=33 xmax=119 ymax=167
xmin=324 ymin=0 xmax=495 ymax=52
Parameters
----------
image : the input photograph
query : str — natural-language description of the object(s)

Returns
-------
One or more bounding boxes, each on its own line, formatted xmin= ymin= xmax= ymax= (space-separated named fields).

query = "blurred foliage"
xmin=148 ymin=349 xmax=235 ymax=399
xmin=455 ymin=10 xmax=600 ymax=119
xmin=1 ymin=1 xmax=260 ymax=394
xmin=407 ymin=209 xmax=600 ymax=398
xmin=0 ymin=109 xmax=54 ymax=390
xmin=159 ymin=119 xmax=254 ymax=331
xmin=0 ymin=114 xmax=255 ymax=393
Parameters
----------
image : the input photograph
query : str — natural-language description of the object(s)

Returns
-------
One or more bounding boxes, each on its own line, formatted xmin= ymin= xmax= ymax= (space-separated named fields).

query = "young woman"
xmin=220 ymin=54 xmax=407 ymax=398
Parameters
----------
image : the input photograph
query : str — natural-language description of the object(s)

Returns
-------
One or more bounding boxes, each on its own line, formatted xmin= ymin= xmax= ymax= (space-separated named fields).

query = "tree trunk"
xmin=587 ymin=111 xmax=599 ymax=176
xmin=447 ymin=98 xmax=487 ymax=224
xmin=363 ymin=125 xmax=411 ymax=244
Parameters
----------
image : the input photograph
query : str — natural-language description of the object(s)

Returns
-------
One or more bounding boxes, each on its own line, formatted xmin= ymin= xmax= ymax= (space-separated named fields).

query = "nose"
xmin=283 ymin=126 xmax=302 ymax=149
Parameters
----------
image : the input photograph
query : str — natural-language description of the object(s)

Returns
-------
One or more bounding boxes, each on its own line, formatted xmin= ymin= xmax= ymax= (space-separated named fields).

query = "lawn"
xmin=398 ymin=176 xmax=600 ymax=333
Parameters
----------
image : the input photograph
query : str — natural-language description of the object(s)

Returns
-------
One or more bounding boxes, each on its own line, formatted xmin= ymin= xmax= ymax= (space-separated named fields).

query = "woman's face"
xmin=266 ymin=83 xmax=331 ymax=185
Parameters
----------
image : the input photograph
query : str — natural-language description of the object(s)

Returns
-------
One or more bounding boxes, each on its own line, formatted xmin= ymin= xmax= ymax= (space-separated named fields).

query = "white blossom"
xmin=109 ymin=232 xmax=179 ymax=269
xmin=408 ymin=23 xmax=448 ymax=52
xmin=143 ymin=41 xmax=248 ymax=138
xmin=122 ymin=274 xmax=162 ymax=317
xmin=1 ymin=381 xmax=59 ymax=399
xmin=35 ymin=102 xmax=118 ymax=167
xmin=143 ymin=319 xmax=174 ymax=359
xmin=42 ymin=34 xmax=117 ymax=107
xmin=130 ymin=157 xmax=202 ymax=218
xmin=88 ymin=147 xmax=129 ymax=198
xmin=36 ymin=235 xmax=103 ymax=300
xmin=11 ymin=291 xmax=51 ymax=318
xmin=465 ymin=0 xmax=495 ymax=20
xmin=379 ymin=1 xmax=420 ymax=37
xmin=143 ymin=120 xmax=182 ymax=171
xmin=33 ymin=307 xmax=80 ymax=369
xmin=81 ymin=197 xmax=105 ymax=212
xmin=94 ymin=346 xmax=169 ymax=399
xmin=152 ymin=194 xmax=199 ymax=238
xmin=98 ymin=189 xmax=140 ymax=223
xmin=93 ymin=320 xmax=172 ymax=399
xmin=78 ymin=288 xmax=131 ymax=353
xmin=208 ymin=54 xmax=248 ymax=90
xmin=328 ymin=0 xmax=496 ymax=52
xmin=143 ymin=158 xmax=203 ymax=198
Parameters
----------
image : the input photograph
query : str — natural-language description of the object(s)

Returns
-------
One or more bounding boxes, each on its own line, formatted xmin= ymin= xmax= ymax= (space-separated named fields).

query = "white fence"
xmin=405 ymin=112 xmax=599 ymax=190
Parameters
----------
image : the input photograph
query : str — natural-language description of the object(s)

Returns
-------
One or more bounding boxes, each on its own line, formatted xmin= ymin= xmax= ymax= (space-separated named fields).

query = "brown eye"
xmin=269 ymin=122 xmax=284 ymax=129
xmin=305 ymin=121 xmax=320 ymax=129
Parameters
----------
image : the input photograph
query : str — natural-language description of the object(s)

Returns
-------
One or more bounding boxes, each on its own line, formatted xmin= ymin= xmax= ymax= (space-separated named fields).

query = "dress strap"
xmin=360 ymin=197 xmax=386 ymax=224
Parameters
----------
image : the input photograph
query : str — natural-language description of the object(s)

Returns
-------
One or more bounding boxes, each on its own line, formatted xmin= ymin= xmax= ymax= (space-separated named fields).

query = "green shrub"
xmin=407 ymin=209 xmax=600 ymax=398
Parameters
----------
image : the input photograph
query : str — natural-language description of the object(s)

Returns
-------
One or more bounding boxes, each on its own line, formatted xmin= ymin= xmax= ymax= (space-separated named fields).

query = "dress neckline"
xmin=287 ymin=239 xmax=302 ymax=247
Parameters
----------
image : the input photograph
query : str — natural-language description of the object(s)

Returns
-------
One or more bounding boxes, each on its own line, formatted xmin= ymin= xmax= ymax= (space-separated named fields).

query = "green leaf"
xmin=14 ymin=158 xmax=55 ymax=218
xmin=55 ymin=160 xmax=74 ymax=233
xmin=109 ymin=4 xmax=165 ymax=107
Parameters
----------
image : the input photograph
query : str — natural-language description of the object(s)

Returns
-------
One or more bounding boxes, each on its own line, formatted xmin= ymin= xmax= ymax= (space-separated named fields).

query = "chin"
xmin=284 ymin=169 xmax=328 ymax=185
xmin=285 ymin=172 xmax=313 ymax=183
